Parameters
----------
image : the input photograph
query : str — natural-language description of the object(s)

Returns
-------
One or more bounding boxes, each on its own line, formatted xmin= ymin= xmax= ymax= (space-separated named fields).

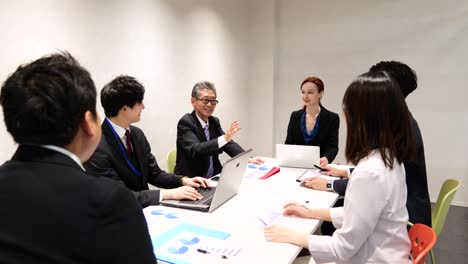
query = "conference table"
xmin=144 ymin=159 xmax=339 ymax=264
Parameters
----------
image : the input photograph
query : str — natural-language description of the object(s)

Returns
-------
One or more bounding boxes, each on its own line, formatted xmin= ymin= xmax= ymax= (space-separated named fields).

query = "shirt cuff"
xmin=218 ymin=135 xmax=227 ymax=148
xmin=330 ymin=206 xmax=344 ymax=229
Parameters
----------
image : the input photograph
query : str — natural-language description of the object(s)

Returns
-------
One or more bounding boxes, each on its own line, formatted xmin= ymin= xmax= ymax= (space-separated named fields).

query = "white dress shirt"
xmin=194 ymin=114 xmax=227 ymax=148
xmin=41 ymin=144 xmax=85 ymax=171
xmin=309 ymin=150 xmax=411 ymax=263
xmin=107 ymin=118 xmax=131 ymax=149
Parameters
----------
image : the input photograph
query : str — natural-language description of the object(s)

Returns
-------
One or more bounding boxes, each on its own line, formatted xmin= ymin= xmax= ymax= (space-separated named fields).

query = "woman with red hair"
xmin=285 ymin=76 xmax=339 ymax=166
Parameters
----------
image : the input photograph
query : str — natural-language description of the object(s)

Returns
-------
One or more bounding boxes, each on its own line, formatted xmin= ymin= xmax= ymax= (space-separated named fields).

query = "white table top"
xmin=144 ymin=161 xmax=338 ymax=264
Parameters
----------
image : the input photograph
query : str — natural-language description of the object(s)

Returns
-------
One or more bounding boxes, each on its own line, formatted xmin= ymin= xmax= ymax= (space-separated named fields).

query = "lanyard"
xmin=105 ymin=118 xmax=142 ymax=176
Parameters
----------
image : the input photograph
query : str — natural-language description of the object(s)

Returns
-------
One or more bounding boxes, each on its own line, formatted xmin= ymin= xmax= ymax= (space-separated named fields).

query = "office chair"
xmin=409 ymin=223 xmax=437 ymax=264
xmin=429 ymin=178 xmax=460 ymax=264
xmin=166 ymin=149 xmax=177 ymax=173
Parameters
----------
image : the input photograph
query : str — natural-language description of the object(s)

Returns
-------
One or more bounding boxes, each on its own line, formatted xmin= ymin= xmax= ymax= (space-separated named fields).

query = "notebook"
xmin=161 ymin=149 xmax=252 ymax=213
xmin=275 ymin=144 xmax=320 ymax=169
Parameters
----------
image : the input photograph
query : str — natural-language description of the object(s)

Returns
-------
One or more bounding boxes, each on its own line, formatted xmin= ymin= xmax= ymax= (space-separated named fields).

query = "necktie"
xmin=125 ymin=129 xmax=133 ymax=158
xmin=204 ymin=125 xmax=214 ymax=178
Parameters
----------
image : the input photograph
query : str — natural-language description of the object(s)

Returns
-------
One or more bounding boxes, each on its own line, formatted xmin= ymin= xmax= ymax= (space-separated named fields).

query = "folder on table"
xmin=259 ymin=167 xmax=280 ymax=180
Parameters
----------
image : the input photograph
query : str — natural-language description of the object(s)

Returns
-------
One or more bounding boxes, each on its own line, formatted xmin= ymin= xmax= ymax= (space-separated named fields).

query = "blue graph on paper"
xmin=151 ymin=222 xmax=234 ymax=264
xmin=168 ymin=245 xmax=189 ymax=255
xmin=244 ymin=164 xmax=272 ymax=179
xmin=257 ymin=210 xmax=282 ymax=225
xmin=180 ymin=236 xmax=200 ymax=245
xmin=151 ymin=209 xmax=179 ymax=219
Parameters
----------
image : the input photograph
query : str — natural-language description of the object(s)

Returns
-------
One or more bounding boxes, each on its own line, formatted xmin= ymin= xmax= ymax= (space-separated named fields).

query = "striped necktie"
xmin=204 ymin=125 xmax=214 ymax=178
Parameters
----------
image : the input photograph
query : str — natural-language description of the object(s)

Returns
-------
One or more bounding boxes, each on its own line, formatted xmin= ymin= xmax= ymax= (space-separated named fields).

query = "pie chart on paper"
xmin=167 ymin=245 xmax=189 ymax=255
xmin=180 ymin=236 xmax=200 ymax=245
xmin=165 ymin=212 xmax=178 ymax=219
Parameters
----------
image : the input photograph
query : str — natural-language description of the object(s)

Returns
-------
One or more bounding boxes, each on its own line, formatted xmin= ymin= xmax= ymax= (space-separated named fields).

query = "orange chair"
xmin=409 ymin=223 xmax=437 ymax=264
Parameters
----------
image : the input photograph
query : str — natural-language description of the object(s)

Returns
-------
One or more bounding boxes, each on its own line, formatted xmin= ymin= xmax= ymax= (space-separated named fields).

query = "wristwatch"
xmin=326 ymin=180 xmax=333 ymax=192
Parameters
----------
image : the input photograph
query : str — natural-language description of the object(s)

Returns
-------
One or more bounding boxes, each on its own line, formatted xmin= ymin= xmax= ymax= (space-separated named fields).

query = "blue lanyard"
xmin=105 ymin=118 xmax=142 ymax=176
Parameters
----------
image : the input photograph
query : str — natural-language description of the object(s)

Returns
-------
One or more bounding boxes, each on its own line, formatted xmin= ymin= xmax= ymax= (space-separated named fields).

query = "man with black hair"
xmin=0 ymin=53 xmax=156 ymax=263
xmin=85 ymin=75 xmax=209 ymax=208
xmin=304 ymin=61 xmax=431 ymax=231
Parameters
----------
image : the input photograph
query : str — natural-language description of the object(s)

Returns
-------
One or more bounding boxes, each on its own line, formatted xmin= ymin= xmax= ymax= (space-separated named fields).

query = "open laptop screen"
xmin=161 ymin=149 xmax=252 ymax=213
xmin=275 ymin=144 xmax=319 ymax=169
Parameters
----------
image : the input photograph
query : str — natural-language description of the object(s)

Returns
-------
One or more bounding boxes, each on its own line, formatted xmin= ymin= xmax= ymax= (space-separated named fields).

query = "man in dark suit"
xmin=303 ymin=61 xmax=432 ymax=231
xmin=85 ymin=76 xmax=209 ymax=208
xmin=0 ymin=53 xmax=156 ymax=263
xmin=175 ymin=81 xmax=263 ymax=178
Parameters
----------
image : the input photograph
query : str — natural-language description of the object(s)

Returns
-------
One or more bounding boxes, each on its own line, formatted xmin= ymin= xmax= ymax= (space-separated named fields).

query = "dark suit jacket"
xmin=332 ymin=116 xmax=431 ymax=226
xmin=84 ymin=120 xmax=183 ymax=208
xmin=0 ymin=145 xmax=156 ymax=264
xmin=285 ymin=105 xmax=340 ymax=162
xmin=175 ymin=111 xmax=244 ymax=177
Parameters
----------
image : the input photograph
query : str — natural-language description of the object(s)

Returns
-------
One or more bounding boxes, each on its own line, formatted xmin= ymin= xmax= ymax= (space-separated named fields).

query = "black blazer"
xmin=285 ymin=105 xmax=340 ymax=162
xmin=332 ymin=116 xmax=431 ymax=226
xmin=0 ymin=145 xmax=156 ymax=264
xmin=175 ymin=111 xmax=244 ymax=177
xmin=84 ymin=120 xmax=183 ymax=207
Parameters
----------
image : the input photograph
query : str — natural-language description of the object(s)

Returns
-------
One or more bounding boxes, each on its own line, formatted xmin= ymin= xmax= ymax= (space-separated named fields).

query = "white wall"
xmin=0 ymin=0 xmax=262 ymax=167
xmin=0 ymin=0 xmax=466 ymax=206
xmin=273 ymin=0 xmax=468 ymax=206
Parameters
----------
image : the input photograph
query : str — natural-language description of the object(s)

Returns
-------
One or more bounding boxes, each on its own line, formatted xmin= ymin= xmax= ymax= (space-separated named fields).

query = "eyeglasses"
xmin=197 ymin=98 xmax=219 ymax=105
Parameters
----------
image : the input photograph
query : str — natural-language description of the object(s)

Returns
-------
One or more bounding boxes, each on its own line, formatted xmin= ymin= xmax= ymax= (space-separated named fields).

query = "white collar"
xmin=107 ymin=117 xmax=128 ymax=139
xmin=195 ymin=113 xmax=209 ymax=128
xmin=40 ymin=145 xmax=85 ymax=171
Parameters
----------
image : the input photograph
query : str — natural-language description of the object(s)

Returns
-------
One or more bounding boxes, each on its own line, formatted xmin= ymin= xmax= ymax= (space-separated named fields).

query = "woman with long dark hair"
xmin=266 ymin=71 xmax=416 ymax=263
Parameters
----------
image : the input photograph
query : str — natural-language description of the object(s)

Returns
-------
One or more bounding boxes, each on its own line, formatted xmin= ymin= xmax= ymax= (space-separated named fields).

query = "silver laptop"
xmin=161 ymin=149 xmax=252 ymax=213
xmin=275 ymin=144 xmax=319 ymax=168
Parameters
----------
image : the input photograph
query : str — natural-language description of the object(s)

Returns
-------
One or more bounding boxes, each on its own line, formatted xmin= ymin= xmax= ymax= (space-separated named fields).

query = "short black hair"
xmin=100 ymin=75 xmax=145 ymax=117
xmin=343 ymin=71 xmax=416 ymax=169
xmin=369 ymin=61 xmax=417 ymax=98
xmin=0 ymin=51 xmax=97 ymax=147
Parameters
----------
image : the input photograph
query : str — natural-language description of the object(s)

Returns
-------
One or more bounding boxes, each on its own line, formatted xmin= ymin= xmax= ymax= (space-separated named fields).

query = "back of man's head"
xmin=0 ymin=52 xmax=97 ymax=147
xmin=369 ymin=61 xmax=418 ymax=98
xmin=100 ymin=75 xmax=145 ymax=117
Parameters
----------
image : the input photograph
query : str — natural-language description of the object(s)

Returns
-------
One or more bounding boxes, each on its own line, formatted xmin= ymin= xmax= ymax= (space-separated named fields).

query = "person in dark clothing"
xmin=303 ymin=61 xmax=431 ymax=236
xmin=285 ymin=76 xmax=339 ymax=167
xmin=0 ymin=52 xmax=157 ymax=264
xmin=85 ymin=75 xmax=209 ymax=207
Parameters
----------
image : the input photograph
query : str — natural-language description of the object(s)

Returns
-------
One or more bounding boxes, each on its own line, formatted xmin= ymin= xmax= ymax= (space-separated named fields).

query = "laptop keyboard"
xmin=183 ymin=187 xmax=216 ymax=205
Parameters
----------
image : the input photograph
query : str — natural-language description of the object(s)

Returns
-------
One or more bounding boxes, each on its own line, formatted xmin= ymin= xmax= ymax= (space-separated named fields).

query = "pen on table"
xmin=197 ymin=248 xmax=229 ymax=259
xmin=295 ymin=170 xmax=309 ymax=182
xmin=313 ymin=164 xmax=327 ymax=171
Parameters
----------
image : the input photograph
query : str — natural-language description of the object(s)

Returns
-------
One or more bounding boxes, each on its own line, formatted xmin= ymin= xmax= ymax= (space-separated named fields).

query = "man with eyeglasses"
xmin=175 ymin=81 xmax=263 ymax=178
xmin=84 ymin=76 xmax=209 ymax=208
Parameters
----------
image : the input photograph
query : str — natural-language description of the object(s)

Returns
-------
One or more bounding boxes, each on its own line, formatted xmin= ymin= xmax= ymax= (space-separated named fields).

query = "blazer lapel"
xmin=190 ymin=111 xmax=209 ymax=142
xmin=207 ymin=116 xmax=218 ymax=139
xmin=102 ymin=121 xmax=127 ymax=162
xmin=102 ymin=121 xmax=141 ymax=180
xmin=129 ymin=126 xmax=147 ymax=187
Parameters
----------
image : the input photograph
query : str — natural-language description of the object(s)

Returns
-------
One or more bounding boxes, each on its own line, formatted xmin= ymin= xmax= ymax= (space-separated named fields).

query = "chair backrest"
xmin=432 ymin=179 xmax=461 ymax=235
xmin=166 ymin=149 xmax=177 ymax=174
xmin=409 ymin=223 xmax=437 ymax=264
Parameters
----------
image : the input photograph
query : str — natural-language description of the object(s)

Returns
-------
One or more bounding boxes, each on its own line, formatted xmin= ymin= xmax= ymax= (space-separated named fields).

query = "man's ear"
xmin=81 ymin=111 xmax=99 ymax=137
